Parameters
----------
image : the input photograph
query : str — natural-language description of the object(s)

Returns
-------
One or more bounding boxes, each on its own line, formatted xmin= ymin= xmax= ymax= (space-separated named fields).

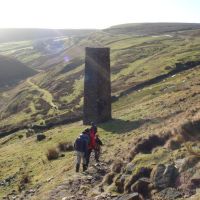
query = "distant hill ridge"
xmin=0 ymin=55 xmax=37 ymax=87
xmin=0 ymin=28 xmax=96 ymax=43
xmin=1 ymin=23 xmax=200 ymax=43
xmin=104 ymin=22 xmax=200 ymax=35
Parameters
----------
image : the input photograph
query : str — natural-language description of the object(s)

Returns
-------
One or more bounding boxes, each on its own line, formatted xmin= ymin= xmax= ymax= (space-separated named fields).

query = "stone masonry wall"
xmin=83 ymin=47 xmax=111 ymax=125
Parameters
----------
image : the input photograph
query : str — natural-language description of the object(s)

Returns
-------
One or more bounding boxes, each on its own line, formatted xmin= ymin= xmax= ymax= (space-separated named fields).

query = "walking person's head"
xmin=91 ymin=122 xmax=96 ymax=127
xmin=90 ymin=122 xmax=97 ymax=134
xmin=83 ymin=128 xmax=90 ymax=134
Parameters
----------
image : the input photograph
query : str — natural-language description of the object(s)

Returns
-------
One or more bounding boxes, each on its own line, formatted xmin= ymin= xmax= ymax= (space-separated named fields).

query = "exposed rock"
xmin=58 ymin=142 xmax=74 ymax=152
xmin=180 ymin=156 xmax=200 ymax=172
xmin=151 ymin=187 xmax=183 ymax=200
xmin=46 ymin=177 xmax=54 ymax=182
xmin=150 ymin=164 xmax=178 ymax=190
xmin=175 ymin=169 xmax=196 ymax=197
xmin=125 ymin=167 xmax=152 ymax=193
xmin=49 ymin=161 xmax=109 ymax=200
xmin=174 ymin=158 xmax=185 ymax=171
xmin=126 ymin=163 xmax=135 ymax=174
xmin=36 ymin=134 xmax=46 ymax=141
xmin=26 ymin=128 xmax=35 ymax=137
xmin=62 ymin=196 xmax=75 ymax=200
xmin=0 ymin=174 xmax=16 ymax=186
xmin=131 ymin=178 xmax=150 ymax=197
xmin=191 ymin=171 xmax=200 ymax=187
xmin=95 ymin=193 xmax=112 ymax=200
xmin=114 ymin=193 xmax=144 ymax=200
xmin=0 ymin=180 xmax=6 ymax=186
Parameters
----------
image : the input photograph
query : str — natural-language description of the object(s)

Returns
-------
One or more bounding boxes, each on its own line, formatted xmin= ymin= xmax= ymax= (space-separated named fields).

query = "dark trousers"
xmin=86 ymin=149 xmax=92 ymax=167
xmin=95 ymin=149 xmax=100 ymax=162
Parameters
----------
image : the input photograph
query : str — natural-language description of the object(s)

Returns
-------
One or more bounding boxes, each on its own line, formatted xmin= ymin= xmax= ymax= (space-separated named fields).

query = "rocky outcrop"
xmin=114 ymin=193 xmax=144 ymax=200
xmin=150 ymin=164 xmax=179 ymax=190
xmin=151 ymin=187 xmax=183 ymax=200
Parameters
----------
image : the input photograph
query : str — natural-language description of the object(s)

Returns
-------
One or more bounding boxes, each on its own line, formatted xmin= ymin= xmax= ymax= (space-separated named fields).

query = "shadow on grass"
xmin=99 ymin=109 xmax=184 ymax=134
xmin=99 ymin=118 xmax=151 ymax=134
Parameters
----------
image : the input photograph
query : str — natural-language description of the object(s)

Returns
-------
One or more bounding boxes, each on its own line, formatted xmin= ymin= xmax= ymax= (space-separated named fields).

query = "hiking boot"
xmin=85 ymin=163 xmax=89 ymax=169
xmin=83 ymin=164 xmax=87 ymax=172
xmin=76 ymin=164 xmax=80 ymax=172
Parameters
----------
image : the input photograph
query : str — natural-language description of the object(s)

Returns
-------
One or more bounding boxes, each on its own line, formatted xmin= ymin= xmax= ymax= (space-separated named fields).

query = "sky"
xmin=0 ymin=0 xmax=200 ymax=29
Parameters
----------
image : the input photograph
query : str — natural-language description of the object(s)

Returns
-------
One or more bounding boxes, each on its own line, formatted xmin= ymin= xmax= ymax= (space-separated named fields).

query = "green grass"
xmin=2 ymin=28 xmax=200 ymax=131
xmin=0 ymin=121 xmax=125 ymax=199
xmin=1 ymin=27 xmax=200 ymax=199
xmin=27 ymin=78 xmax=56 ymax=108
xmin=1 ymin=64 xmax=200 ymax=198
xmin=60 ymin=78 xmax=83 ymax=104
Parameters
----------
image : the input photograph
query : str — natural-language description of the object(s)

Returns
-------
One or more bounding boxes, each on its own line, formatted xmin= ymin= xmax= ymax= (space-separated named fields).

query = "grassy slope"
xmin=1 ymin=27 xmax=200 ymax=129
xmin=105 ymin=22 xmax=200 ymax=35
xmin=0 ymin=29 xmax=96 ymax=43
xmin=1 ymin=24 xmax=200 ymax=198
xmin=1 ymin=63 xmax=200 ymax=199
xmin=0 ymin=55 xmax=37 ymax=88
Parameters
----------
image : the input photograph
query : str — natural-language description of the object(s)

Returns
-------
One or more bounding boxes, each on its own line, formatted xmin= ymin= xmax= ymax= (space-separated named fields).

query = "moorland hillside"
xmin=1 ymin=23 xmax=200 ymax=200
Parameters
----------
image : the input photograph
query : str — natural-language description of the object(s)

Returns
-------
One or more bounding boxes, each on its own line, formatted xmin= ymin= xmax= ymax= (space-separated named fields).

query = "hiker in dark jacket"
xmin=74 ymin=134 xmax=88 ymax=172
xmin=81 ymin=128 xmax=90 ymax=145
xmin=95 ymin=134 xmax=103 ymax=162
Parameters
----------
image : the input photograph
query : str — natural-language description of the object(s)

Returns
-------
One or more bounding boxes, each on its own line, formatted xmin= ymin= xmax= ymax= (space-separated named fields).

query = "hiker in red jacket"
xmin=86 ymin=122 xmax=97 ymax=168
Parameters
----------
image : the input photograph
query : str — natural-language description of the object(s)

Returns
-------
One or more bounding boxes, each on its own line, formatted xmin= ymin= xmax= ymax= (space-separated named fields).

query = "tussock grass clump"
xmin=185 ymin=144 xmax=200 ymax=157
xmin=46 ymin=148 xmax=59 ymax=160
xmin=111 ymin=159 xmax=124 ymax=173
xmin=174 ymin=119 xmax=200 ymax=141
xmin=57 ymin=141 xmax=73 ymax=152
xmin=165 ymin=138 xmax=181 ymax=150
xmin=134 ymin=133 xmax=171 ymax=154
xmin=180 ymin=155 xmax=200 ymax=172
xmin=18 ymin=135 xmax=23 ymax=139
xmin=103 ymin=172 xmax=116 ymax=185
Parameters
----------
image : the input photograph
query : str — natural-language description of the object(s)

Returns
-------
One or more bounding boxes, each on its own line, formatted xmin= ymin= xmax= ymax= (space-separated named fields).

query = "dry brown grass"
xmin=46 ymin=148 xmax=59 ymax=160
xmin=111 ymin=159 xmax=124 ymax=173
xmin=185 ymin=144 xmax=200 ymax=157
xmin=57 ymin=141 xmax=73 ymax=152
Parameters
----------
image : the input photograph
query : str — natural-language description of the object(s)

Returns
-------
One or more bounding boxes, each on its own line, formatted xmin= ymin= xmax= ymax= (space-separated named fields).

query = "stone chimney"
xmin=83 ymin=47 xmax=111 ymax=125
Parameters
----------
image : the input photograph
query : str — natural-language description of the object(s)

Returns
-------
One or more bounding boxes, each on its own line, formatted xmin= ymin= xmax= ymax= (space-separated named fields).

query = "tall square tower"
xmin=83 ymin=47 xmax=111 ymax=125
